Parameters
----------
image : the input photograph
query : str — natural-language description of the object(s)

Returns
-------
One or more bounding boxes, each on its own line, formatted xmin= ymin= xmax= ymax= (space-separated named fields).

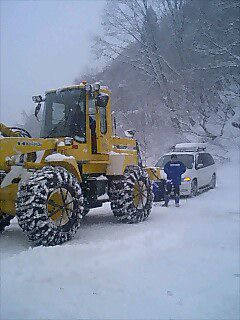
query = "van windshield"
xmin=156 ymin=154 xmax=194 ymax=169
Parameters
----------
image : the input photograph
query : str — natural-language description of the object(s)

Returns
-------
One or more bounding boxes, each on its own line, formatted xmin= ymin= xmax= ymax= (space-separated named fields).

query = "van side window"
xmin=200 ymin=153 xmax=215 ymax=167
xmin=197 ymin=154 xmax=205 ymax=167
xmin=204 ymin=153 xmax=215 ymax=166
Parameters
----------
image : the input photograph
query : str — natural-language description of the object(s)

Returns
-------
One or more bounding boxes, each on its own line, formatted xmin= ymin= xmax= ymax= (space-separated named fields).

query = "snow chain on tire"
xmin=16 ymin=166 xmax=84 ymax=246
xmin=108 ymin=166 xmax=153 ymax=223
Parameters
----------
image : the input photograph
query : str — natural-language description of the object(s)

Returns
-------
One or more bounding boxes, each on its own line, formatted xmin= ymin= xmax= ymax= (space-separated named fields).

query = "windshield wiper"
xmin=45 ymin=117 xmax=66 ymax=138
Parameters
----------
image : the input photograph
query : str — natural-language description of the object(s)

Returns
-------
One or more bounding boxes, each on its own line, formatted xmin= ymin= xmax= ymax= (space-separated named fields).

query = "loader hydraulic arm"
xmin=0 ymin=123 xmax=21 ymax=138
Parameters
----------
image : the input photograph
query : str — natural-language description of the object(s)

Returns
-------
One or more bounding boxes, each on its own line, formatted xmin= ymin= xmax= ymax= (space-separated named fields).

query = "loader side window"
xmin=100 ymin=107 xmax=107 ymax=134
xmin=89 ymin=97 xmax=97 ymax=116
xmin=89 ymin=98 xmax=97 ymax=129
xmin=201 ymin=153 xmax=215 ymax=167
xmin=52 ymin=103 xmax=65 ymax=125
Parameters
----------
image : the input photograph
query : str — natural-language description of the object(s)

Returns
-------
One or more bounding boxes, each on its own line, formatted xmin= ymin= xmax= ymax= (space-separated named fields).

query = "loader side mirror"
xmin=33 ymin=95 xmax=44 ymax=121
xmin=34 ymin=103 xmax=41 ymax=121
xmin=96 ymin=94 xmax=109 ymax=108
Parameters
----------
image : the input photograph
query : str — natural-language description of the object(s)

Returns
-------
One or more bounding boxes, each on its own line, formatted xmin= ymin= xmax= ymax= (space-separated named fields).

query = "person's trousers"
xmin=164 ymin=181 xmax=180 ymax=205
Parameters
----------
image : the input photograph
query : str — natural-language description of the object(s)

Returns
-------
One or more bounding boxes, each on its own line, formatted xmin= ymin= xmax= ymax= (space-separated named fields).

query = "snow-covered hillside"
xmin=1 ymin=159 xmax=239 ymax=320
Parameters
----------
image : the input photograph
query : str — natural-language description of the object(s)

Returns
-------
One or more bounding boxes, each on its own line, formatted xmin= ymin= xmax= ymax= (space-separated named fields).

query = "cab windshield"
xmin=156 ymin=154 xmax=194 ymax=169
xmin=40 ymin=88 xmax=86 ymax=141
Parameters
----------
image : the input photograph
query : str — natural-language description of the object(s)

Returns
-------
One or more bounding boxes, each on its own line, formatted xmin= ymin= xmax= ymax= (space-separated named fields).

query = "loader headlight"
xmin=85 ymin=84 xmax=92 ymax=92
xmin=92 ymin=82 xmax=100 ymax=92
xmin=64 ymin=137 xmax=73 ymax=146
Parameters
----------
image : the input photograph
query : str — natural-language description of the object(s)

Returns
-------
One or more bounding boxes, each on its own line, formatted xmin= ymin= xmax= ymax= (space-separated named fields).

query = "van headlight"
xmin=182 ymin=177 xmax=191 ymax=182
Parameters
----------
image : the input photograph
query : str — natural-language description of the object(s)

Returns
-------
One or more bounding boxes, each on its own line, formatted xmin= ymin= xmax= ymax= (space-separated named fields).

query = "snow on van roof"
xmin=175 ymin=143 xmax=207 ymax=148
xmin=173 ymin=143 xmax=207 ymax=152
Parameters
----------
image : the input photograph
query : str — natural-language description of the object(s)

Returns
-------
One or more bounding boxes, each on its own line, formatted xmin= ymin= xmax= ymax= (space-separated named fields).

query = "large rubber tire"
xmin=16 ymin=166 xmax=84 ymax=246
xmin=108 ymin=166 xmax=153 ymax=223
xmin=0 ymin=214 xmax=14 ymax=233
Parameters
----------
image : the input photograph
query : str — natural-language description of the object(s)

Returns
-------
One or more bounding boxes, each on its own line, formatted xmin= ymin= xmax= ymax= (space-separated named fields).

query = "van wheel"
xmin=210 ymin=174 xmax=216 ymax=189
xmin=190 ymin=179 xmax=198 ymax=197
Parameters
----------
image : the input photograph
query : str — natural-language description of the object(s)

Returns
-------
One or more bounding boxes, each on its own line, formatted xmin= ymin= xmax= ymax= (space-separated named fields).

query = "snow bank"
xmin=0 ymin=159 xmax=239 ymax=319
xmin=45 ymin=153 xmax=74 ymax=162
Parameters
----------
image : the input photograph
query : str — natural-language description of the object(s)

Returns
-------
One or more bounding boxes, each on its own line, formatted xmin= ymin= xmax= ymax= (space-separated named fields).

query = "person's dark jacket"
xmin=164 ymin=160 xmax=186 ymax=185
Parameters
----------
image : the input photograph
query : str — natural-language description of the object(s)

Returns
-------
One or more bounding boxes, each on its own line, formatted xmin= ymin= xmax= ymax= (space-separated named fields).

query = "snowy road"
xmin=0 ymin=161 xmax=239 ymax=320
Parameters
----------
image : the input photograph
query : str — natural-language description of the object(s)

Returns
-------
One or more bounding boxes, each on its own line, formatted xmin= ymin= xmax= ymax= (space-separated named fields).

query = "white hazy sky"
xmin=0 ymin=0 xmax=106 ymax=125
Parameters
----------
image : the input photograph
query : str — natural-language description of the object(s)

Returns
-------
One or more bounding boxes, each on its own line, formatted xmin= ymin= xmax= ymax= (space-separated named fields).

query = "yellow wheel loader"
xmin=0 ymin=82 xmax=160 ymax=246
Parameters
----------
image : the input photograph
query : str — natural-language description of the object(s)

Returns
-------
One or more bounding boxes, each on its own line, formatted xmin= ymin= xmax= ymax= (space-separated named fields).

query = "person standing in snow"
xmin=163 ymin=154 xmax=186 ymax=207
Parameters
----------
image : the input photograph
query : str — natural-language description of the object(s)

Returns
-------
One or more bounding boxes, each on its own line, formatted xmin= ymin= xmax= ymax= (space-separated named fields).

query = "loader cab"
xmin=40 ymin=84 xmax=111 ymax=155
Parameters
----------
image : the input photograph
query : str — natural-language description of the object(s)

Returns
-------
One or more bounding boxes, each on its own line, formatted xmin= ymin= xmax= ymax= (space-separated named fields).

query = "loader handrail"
xmin=0 ymin=123 xmax=21 ymax=137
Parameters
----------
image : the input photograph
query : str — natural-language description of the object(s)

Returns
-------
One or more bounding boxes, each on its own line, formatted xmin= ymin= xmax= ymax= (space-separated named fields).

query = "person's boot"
xmin=175 ymin=196 xmax=180 ymax=207
xmin=162 ymin=194 xmax=169 ymax=207
xmin=162 ymin=203 xmax=168 ymax=207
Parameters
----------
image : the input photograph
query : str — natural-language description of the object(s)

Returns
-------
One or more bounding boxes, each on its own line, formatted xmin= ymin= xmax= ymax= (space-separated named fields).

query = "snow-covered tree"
xmin=75 ymin=0 xmax=240 ymax=157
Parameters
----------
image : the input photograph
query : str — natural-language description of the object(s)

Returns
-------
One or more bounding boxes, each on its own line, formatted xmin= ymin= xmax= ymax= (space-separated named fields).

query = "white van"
xmin=155 ymin=143 xmax=217 ymax=197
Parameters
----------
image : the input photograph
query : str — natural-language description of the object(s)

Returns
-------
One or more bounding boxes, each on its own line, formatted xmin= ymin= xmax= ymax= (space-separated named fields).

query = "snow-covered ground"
xmin=0 ymin=159 xmax=239 ymax=320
